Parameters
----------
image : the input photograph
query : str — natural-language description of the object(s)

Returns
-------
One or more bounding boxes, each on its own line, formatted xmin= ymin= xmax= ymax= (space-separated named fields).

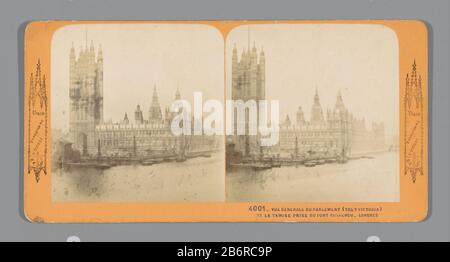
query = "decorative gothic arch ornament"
xmin=404 ymin=60 xmax=424 ymax=183
xmin=27 ymin=59 xmax=48 ymax=183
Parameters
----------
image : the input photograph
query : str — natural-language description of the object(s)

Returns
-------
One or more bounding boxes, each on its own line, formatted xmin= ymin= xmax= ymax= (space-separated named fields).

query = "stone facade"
xmin=69 ymin=41 xmax=103 ymax=155
xmin=229 ymin=42 xmax=385 ymax=159
xmin=230 ymin=43 xmax=265 ymax=156
xmin=278 ymin=90 xmax=385 ymax=157
xmin=278 ymin=91 xmax=352 ymax=158
xmin=68 ymin=42 xmax=219 ymax=157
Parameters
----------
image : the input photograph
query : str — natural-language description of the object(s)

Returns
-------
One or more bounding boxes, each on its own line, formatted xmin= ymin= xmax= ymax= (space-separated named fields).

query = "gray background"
xmin=0 ymin=0 xmax=448 ymax=242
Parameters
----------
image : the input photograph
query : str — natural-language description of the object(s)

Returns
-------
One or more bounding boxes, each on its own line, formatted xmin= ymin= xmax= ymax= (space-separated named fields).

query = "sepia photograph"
xmin=51 ymin=24 xmax=225 ymax=202
xmin=225 ymin=24 xmax=400 ymax=202
xmin=50 ymin=23 xmax=402 ymax=203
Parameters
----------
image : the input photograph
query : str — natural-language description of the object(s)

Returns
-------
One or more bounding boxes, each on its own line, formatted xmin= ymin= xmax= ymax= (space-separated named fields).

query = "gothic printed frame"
xmin=27 ymin=59 xmax=48 ymax=183
xmin=405 ymin=60 xmax=425 ymax=184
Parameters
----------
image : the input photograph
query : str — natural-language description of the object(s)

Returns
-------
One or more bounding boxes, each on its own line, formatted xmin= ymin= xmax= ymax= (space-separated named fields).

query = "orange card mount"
xmin=23 ymin=20 xmax=428 ymax=223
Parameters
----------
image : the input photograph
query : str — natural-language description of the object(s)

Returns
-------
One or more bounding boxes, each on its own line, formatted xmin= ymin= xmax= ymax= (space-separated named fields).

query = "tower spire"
xmin=70 ymin=42 xmax=75 ymax=60
xmin=334 ymin=90 xmax=345 ymax=112
xmin=149 ymin=83 xmax=162 ymax=122
xmin=85 ymin=26 xmax=88 ymax=49
xmin=98 ymin=44 xmax=103 ymax=61
xmin=152 ymin=83 xmax=159 ymax=104
xmin=247 ymin=25 xmax=250 ymax=51
xmin=314 ymin=87 xmax=319 ymax=102
xmin=311 ymin=87 xmax=324 ymax=123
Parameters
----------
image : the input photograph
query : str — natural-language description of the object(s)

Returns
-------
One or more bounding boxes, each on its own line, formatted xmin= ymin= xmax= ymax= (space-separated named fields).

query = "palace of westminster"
xmin=65 ymin=40 xmax=385 ymax=159
xmin=229 ymin=42 xmax=385 ymax=158
xmin=67 ymin=41 xmax=217 ymax=157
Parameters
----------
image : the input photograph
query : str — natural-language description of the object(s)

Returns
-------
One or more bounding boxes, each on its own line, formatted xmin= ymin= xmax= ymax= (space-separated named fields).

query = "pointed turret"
xmin=149 ymin=84 xmax=162 ymax=123
xmin=84 ymin=27 xmax=88 ymax=50
xmin=70 ymin=42 xmax=76 ymax=61
xmin=69 ymin=43 xmax=76 ymax=91
xmin=259 ymin=46 xmax=265 ymax=62
xmin=284 ymin=114 xmax=291 ymax=127
xmin=314 ymin=88 xmax=320 ymax=102
xmin=257 ymin=46 xmax=265 ymax=100
xmin=242 ymin=47 xmax=249 ymax=65
xmin=232 ymin=43 xmax=238 ymax=60
xmin=97 ymin=45 xmax=103 ymax=62
xmin=232 ymin=43 xmax=238 ymax=71
xmin=334 ymin=90 xmax=346 ymax=115
xmin=90 ymin=40 xmax=95 ymax=52
xmin=135 ymin=104 xmax=144 ymax=124
xmin=335 ymin=90 xmax=344 ymax=106
xmin=88 ymin=40 xmax=96 ymax=67
xmin=123 ymin=113 xmax=129 ymax=124
xmin=311 ymin=88 xmax=324 ymax=123
xmin=79 ymin=45 xmax=84 ymax=58
xmin=151 ymin=85 xmax=159 ymax=105
xmin=296 ymin=106 xmax=305 ymax=125
xmin=251 ymin=41 xmax=257 ymax=62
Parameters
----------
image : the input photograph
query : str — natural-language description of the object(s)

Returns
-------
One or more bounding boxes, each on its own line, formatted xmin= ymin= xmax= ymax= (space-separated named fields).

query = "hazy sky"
xmin=52 ymin=24 xmax=224 ymax=131
xmin=226 ymin=24 xmax=399 ymax=137
xmin=52 ymin=23 xmax=399 ymax=138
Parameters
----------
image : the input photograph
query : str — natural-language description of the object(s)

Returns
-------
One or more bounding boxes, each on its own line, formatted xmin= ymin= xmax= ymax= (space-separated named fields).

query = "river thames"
xmin=52 ymin=152 xmax=225 ymax=202
xmin=226 ymin=151 xmax=400 ymax=202
xmin=53 ymin=151 xmax=399 ymax=203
